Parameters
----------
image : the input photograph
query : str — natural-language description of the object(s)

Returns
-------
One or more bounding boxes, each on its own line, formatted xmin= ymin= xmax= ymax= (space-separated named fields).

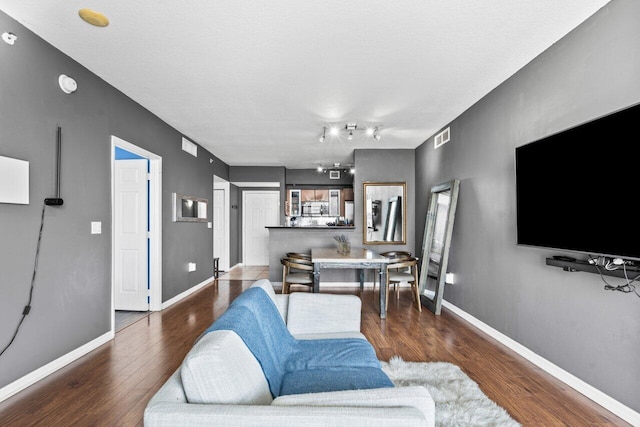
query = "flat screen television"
xmin=515 ymin=102 xmax=640 ymax=260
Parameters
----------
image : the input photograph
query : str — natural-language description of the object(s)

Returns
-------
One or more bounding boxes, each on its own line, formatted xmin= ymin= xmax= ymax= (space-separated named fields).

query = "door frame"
xmin=110 ymin=136 xmax=163 ymax=332
xmin=213 ymin=176 xmax=230 ymax=271
xmin=242 ymin=190 xmax=279 ymax=265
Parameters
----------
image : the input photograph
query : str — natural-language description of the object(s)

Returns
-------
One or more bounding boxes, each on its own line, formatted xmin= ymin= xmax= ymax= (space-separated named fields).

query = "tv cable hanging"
xmin=1 ymin=126 xmax=64 ymax=357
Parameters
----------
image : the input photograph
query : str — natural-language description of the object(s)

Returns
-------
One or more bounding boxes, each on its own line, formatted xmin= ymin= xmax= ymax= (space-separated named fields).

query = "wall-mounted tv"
xmin=515 ymin=102 xmax=640 ymax=260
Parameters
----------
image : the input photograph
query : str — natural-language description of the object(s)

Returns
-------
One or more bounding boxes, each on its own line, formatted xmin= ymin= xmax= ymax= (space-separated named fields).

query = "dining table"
xmin=311 ymin=247 xmax=391 ymax=319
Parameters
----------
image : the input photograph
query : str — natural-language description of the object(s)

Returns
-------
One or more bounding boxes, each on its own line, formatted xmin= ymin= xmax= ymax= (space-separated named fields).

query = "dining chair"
xmin=281 ymin=257 xmax=314 ymax=294
xmin=286 ymin=252 xmax=312 ymax=261
xmin=376 ymin=251 xmax=412 ymax=295
xmin=386 ymin=256 xmax=421 ymax=312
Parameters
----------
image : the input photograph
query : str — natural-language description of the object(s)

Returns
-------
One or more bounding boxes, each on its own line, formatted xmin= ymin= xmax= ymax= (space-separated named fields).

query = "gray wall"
xmin=286 ymin=168 xmax=354 ymax=186
xmin=355 ymin=149 xmax=416 ymax=283
xmin=0 ymin=10 xmax=226 ymax=389
xmin=229 ymin=166 xmax=286 ymax=262
xmin=414 ymin=0 xmax=640 ymax=411
xmin=355 ymin=149 xmax=415 ymax=254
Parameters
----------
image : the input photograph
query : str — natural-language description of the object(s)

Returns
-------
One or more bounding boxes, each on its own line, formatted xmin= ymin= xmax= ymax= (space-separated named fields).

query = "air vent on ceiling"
xmin=434 ymin=127 xmax=450 ymax=149
xmin=182 ymin=137 xmax=198 ymax=157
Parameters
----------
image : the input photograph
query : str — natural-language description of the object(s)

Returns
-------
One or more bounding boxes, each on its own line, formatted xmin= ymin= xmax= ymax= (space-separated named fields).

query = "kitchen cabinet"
xmin=328 ymin=189 xmax=340 ymax=216
xmin=301 ymin=189 xmax=316 ymax=202
xmin=287 ymin=186 xmax=353 ymax=218
xmin=314 ymin=189 xmax=329 ymax=201
xmin=289 ymin=189 xmax=301 ymax=216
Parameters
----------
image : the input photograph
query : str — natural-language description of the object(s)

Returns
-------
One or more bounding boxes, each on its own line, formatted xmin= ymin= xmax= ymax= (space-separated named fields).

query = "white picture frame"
xmin=0 ymin=155 xmax=29 ymax=204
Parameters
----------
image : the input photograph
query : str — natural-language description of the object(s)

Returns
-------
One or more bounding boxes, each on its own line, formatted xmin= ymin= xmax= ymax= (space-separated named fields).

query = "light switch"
xmin=91 ymin=221 xmax=102 ymax=234
xmin=188 ymin=262 xmax=197 ymax=272
xmin=208 ymin=222 xmax=212 ymax=229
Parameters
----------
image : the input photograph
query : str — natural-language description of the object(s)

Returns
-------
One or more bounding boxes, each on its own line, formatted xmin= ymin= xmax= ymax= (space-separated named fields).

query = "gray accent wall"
xmin=0 ymin=10 xmax=226 ymax=390
xmin=286 ymin=168 xmax=354 ymax=186
xmin=355 ymin=149 xmax=416 ymax=283
xmin=355 ymin=149 xmax=415 ymax=255
xmin=414 ymin=0 xmax=640 ymax=411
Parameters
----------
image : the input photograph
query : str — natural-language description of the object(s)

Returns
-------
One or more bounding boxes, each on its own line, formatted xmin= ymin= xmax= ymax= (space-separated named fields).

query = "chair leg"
xmin=385 ymin=278 xmax=390 ymax=312
xmin=411 ymin=281 xmax=422 ymax=312
xmin=395 ymin=283 xmax=400 ymax=299
xmin=281 ymin=265 xmax=289 ymax=294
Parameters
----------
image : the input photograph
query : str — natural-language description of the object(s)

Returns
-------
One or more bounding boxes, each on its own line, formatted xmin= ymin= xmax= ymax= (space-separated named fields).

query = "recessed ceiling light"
xmin=78 ymin=8 xmax=109 ymax=27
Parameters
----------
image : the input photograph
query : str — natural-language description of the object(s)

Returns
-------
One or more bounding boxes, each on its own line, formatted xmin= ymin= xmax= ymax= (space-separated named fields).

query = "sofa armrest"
xmin=145 ymin=403 xmax=426 ymax=427
xmin=144 ymin=371 xmax=429 ymax=427
xmin=286 ymin=293 xmax=361 ymax=336
xmin=272 ymin=386 xmax=435 ymax=427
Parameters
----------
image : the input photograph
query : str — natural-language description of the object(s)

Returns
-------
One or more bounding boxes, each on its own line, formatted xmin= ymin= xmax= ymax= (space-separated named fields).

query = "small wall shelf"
xmin=545 ymin=258 xmax=640 ymax=279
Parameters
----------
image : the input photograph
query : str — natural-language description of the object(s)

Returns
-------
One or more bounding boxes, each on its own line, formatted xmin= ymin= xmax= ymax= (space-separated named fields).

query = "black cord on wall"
xmin=0 ymin=203 xmax=47 ymax=358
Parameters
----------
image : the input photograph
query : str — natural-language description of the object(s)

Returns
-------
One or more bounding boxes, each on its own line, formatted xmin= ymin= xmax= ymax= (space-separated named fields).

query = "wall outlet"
xmin=91 ymin=221 xmax=102 ymax=234
xmin=188 ymin=262 xmax=196 ymax=272
xmin=445 ymin=273 xmax=455 ymax=284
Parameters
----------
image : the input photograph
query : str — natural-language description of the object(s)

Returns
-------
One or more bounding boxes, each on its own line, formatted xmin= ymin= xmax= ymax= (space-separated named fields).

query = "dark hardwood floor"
xmin=0 ymin=266 xmax=629 ymax=426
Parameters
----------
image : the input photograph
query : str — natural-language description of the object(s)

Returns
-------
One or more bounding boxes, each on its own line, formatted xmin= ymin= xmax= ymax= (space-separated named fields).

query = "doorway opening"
xmin=242 ymin=190 xmax=279 ymax=266
xmin=213 ymin=176 xmax=230 ymax=272
xmin=111 ymin=136 xmax=162 ymax=334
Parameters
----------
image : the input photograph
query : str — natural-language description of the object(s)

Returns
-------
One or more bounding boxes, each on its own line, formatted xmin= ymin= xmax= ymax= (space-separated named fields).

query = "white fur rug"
xmin=381 ymin=357 xmax=521 ymax=427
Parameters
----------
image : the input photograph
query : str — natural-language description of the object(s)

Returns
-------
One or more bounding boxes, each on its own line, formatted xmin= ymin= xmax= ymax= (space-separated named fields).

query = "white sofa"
xmin=144 ymin=279 xmax=435 ymax=427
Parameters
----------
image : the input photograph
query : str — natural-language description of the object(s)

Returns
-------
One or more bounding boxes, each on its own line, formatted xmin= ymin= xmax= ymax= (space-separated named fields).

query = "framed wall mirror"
xmin=363 ymin=182 xmax=406 ymax=244
xmin=418 ymin=179 xmax=460 ymax=314
xmin=172 ymin=193 xmax=208 ymax=222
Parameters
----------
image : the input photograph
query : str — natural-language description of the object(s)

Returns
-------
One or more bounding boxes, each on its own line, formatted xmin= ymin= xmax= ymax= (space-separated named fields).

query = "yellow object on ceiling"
xmin=78 ymin=8 xmax=109 ymax=27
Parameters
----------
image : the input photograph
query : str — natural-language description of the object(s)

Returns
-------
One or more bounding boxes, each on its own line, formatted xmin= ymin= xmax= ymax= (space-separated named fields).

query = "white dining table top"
xmin=311 ymin=247 xmax=390 ymax=263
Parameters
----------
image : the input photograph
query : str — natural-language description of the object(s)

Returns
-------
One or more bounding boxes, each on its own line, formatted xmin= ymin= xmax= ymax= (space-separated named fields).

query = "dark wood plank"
xmin=0 ymin=273 xmax=630 ymax=426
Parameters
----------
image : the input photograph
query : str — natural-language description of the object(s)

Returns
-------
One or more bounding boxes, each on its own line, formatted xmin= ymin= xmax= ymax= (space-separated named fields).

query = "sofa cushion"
xmin=287 ymin=292 xmax=362 ymax=336
xmin=180 ymin=330 xmax=272 ymax=405
xmin=286 ymin=338 xmax=383 ymax=372
xmin=205 ymin=287 xmax=297 ymax=397
xmin=204 ymin=285 xmax=393 ymax=398
xmin=279 ymin=367 xmax=394 ymax=396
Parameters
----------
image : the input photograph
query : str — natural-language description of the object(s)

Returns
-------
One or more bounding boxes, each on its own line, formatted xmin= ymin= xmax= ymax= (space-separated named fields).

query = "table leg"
xmin=359 ymin=269 xmax=364 ymax=291
xmin=313 ymin=263 xmax=320 ymax=293
xmin=379 ymin=265 xmax=387 ymax=319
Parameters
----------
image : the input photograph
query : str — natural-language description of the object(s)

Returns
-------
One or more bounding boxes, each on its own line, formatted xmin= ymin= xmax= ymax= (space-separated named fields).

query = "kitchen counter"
xmin=266 ymin=225 xmax=355 ymax=229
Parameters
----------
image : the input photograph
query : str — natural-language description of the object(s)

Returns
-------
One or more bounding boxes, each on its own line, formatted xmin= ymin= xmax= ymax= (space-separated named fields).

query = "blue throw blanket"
xmin=205 ymin=287 xmax=393 ymax=397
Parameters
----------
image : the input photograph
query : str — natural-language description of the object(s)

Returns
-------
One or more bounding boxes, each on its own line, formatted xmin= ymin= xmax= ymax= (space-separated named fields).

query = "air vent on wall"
xmin=434 ymin=127 xmax=450 ymax=149
xmin=182 ymin=137 xmax=198 ymax=157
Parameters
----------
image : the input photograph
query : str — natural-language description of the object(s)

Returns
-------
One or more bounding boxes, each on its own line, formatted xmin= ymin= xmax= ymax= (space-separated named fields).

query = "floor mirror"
xmin=418 ymin=179 xmax=460 ymax=314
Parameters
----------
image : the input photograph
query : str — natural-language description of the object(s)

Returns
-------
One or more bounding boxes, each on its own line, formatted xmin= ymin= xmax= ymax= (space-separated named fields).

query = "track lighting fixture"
xmin=318 ymin=123 xmax=381 ymax=142
xmin=315 ymin=163 xmax=355 ymax=175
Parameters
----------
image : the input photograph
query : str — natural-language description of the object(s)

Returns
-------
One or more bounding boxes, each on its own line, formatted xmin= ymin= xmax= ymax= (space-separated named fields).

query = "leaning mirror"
xmin=419 ymin=179 xmax=460 ymax=314
xmin=363 ymin=182 xmax=406 ymax=244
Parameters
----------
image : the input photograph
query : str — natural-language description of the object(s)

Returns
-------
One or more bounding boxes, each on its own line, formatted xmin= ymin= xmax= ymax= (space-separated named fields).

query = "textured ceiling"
xmin=0 ymin=1 xmax=610 ymax=168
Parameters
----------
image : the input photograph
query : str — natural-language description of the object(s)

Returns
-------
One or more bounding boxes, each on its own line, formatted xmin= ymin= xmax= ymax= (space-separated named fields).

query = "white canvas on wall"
xmin=0 ymin=155 xmax=29 ymax=204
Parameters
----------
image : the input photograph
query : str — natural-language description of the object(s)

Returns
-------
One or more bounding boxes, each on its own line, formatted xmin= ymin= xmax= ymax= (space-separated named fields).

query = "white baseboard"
xmin=161 ymin=276 xmax=215 ymax=309
xmin=442 ymin=300 xmax=640 ymax=426
xmin=273 ymin=281 xmax=379 ymax=288
xmin=0 ymin=330 xmax=114 ymax=403
xmin=228 ymin=263 xmax=242 ymax=270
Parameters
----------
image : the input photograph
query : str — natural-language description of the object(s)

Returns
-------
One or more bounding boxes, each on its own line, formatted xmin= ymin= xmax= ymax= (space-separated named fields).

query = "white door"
xmin=213 ymin=188 xmax=226 ymax=270
xmin=114 ymin=159 xmax=149 ymax=311
xmin=243 ymin=191 xmax=279 ymax=266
